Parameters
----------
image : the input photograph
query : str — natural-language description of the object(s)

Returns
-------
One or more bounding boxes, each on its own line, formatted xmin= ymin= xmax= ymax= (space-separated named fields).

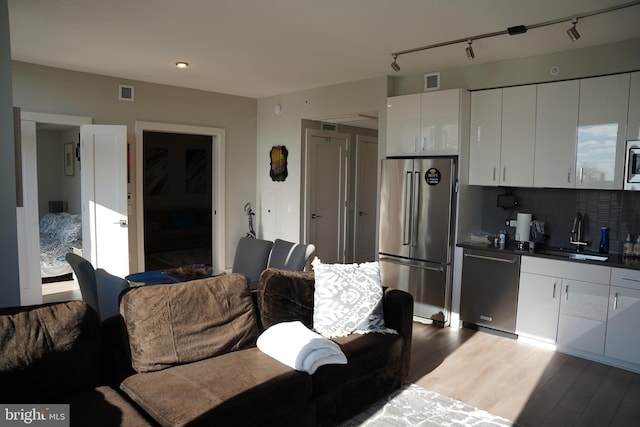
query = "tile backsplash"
xmin=480 ymin=187 xmax=640 ymax=254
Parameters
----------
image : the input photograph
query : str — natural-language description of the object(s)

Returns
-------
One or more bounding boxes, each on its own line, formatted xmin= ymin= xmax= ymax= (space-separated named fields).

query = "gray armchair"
xmin=267 ymin=239 xmax=315 ymax=271
xmin=231 ymin=237 xmax=274 ymax=289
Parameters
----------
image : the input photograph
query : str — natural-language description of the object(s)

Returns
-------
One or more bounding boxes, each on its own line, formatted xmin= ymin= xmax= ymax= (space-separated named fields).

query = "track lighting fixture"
xmin=389 ymin=1 xmax=640 ymax=69
xmin=567 ymin=18 xmax=581 ymax=41
xmin=465 ymin=40 xmax=475 ymax=60
xmin=390 ymin=55 xmax=401 ymax=72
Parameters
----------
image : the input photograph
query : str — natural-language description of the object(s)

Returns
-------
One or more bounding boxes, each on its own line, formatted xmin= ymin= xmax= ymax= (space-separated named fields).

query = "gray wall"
xmin=0 ymin=0 xmax=20 ymax=307
xmin=12 ymin=62 xmax=257 ymax=269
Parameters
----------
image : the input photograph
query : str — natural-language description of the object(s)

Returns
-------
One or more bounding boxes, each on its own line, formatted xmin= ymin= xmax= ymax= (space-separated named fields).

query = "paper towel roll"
xmin=515 ymin=213 xmax=532 ymax=242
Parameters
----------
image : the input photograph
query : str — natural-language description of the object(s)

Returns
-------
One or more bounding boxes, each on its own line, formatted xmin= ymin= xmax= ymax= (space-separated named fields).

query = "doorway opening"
xmin=142 ymin=131 xmax=213 ymax=270
xmin=302 ymin=118 xmax=378 ymax=264
xmin=135 ymin=121 xmax=226 ymax=272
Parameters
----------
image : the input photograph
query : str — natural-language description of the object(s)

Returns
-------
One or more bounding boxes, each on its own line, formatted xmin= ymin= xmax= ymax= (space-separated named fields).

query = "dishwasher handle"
xmin=464 ymin=253 xmax=518 ymax=264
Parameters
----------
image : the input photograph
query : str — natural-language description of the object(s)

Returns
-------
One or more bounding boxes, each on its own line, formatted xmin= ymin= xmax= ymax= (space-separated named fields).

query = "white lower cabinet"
xmin=516 ymin=272 xmax=560 ymax=342
xmin=605 ymin=268 xmax=640 ymax=365
xmin=556 ymin=279 xmax=609 ymax=355
xmin=517 ymin=257 xmax=610 ymax=355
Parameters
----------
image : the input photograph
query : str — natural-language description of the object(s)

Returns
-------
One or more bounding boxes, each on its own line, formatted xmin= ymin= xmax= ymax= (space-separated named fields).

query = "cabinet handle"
xmin=414 ymin=138 xmax=419 ymax=152
xmin=492 ymin=167 xmax=496 ymax=182
xmin=579 ymin=167 xmax=584 ymax=183
xmin=421 ymin=137 xmax=426 ymax=151
xmin=613 ymin=292 xmax=618 ymax=310
xmin=567 ymin=167 xmax=571 ymax=183
xmin=565 ymin=284 xmax=569 ymax=301
xmin=464 ymin=253 xmax=518 ymax=263
xmin=503 ymin=167 xmax=506 ymax=182
xmin=552 ymin=282 xmax=556 ymax=298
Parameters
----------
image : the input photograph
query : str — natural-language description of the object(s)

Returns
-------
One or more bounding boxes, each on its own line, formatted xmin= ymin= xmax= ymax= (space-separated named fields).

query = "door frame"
xmin=303 ymin=128 xmax=349 ymax=263
xmin=134 ymin=121 xmax=226 ymax=272
xmin=353 ymin=134 xmax=378 ymax=263
xmin=19 ymin=112 xmax=92 ymax=305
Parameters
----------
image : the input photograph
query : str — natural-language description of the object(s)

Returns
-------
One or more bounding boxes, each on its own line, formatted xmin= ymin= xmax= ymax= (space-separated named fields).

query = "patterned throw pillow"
xmin=312 ymin=257 xmax=396 ymax=338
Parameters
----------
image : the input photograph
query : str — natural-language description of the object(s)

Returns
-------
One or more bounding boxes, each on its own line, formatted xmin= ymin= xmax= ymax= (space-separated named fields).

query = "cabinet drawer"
xmin=521 ymin=256 xmax=610 ymax=284
xmin=611 ymin=267 xmax=640 ymax=290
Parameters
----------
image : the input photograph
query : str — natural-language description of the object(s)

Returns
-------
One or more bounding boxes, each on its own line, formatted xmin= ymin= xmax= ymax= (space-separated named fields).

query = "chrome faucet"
xmin=569 ymin=212 xmax=587 ymax=251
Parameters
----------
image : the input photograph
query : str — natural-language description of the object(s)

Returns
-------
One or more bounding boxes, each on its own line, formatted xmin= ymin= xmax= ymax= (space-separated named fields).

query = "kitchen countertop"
xmin=457 ymin=241 xmax=640 ymax=271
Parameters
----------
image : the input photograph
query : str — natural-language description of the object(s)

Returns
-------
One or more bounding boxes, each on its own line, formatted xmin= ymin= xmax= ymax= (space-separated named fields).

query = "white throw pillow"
xmin=311 ymin=257 xmax=397 ymax=338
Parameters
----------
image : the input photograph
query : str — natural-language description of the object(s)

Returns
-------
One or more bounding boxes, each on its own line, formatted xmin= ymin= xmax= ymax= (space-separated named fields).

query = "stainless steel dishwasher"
xmin=460 ymin=248 xmax=521 ymax=335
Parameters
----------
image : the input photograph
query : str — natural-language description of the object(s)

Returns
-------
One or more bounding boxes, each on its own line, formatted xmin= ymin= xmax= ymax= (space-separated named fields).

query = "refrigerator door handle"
xmin=412 ymin=171 xmax=420 ymax=247
xmin=379 ymin=256 xmax=445 ymax=272
xmin=402 ymin=171 xmax=413 ymax=245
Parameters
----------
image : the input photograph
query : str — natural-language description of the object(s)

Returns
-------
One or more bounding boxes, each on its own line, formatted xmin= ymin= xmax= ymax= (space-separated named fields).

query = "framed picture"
xmin=269 ymin=145 xmax=288 ymax=182
xmin=64 ymin=142 xmax=75 ymax=176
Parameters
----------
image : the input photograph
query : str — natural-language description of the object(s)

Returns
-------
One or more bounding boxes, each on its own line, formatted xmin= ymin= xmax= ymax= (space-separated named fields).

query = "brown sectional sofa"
xmin=0 ymin=268 xmax=413 ymax=426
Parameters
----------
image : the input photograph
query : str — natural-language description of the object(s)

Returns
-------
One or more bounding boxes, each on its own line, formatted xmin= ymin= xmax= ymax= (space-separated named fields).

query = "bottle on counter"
xmin=599 ymin=227 xmax=609 ymax=254
xmin=623 ymin=234 xmax=633 ymax=257
xmin=634 ymin=236 xmax=640 ymax=258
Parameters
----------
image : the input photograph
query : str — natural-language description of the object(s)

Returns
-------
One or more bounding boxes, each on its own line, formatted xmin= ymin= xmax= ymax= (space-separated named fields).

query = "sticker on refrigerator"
xmin=425 ymin=168 xmax=441 ymax=185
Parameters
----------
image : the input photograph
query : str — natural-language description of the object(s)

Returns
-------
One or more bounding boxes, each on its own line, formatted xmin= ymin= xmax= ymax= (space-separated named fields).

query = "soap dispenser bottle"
xmin=634 ymin=236 xmax=640 ymax=258
xmin=599 ymin=227 xmax=609 ymax=254
xmin=623 ymin=234 xmax=633 ymax=257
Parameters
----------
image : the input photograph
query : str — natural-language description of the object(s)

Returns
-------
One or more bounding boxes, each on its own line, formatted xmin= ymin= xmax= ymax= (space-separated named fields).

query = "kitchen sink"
xmin=534 ymin=247 xmax=609 ymax=262
xmin=568 ymin=253 xmax=609 ymax=261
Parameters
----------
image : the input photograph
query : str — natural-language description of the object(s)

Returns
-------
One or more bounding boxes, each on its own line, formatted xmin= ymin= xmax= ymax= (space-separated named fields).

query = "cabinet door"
xmin=516 ymin=272 xmax=560 ymax=342
xmin=534 ymin=80 xmax=579 ymax=188
xmin=576 ymin=74 xmax=629 ymax=189
xmin=386 ymin=94 xmax=420 ymax=156
xmin=605 ymin=286 xmax=640 ymax=365
xmin=501 ymin=85 xmax=536 ymax=187
xmin=469 ymin=89 xmax=502 ymax=186
xmin=557 ymin=279 xmax=609 ymax=355
xmin=629 ymin=72 xmax=640 ymax=141
xmin=420 ymin=89 xmax=460 ymax=155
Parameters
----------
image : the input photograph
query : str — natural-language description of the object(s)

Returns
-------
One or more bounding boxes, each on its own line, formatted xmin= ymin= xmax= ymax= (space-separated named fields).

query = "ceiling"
xmin=7 ymin=0 xmax=640 ymax=102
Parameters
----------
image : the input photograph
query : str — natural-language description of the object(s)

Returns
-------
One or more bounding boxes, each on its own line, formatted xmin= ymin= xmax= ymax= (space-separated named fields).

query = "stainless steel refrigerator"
xmin=378 ymin=157 xmax=456 ymax=324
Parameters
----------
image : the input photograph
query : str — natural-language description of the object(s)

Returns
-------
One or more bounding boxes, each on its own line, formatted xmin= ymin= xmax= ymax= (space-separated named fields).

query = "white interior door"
xmin=81 ymin=125 xmax=129 ymax=277
xmin=305 ymin=130 xmax=348 ymax=264
xmin=354 ymin=135 xmax=378 ymax=263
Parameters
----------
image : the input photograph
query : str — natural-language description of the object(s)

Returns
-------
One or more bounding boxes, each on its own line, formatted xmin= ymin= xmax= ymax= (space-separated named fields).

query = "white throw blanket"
xmin=257 ymin=321 xmax=348 ymax=374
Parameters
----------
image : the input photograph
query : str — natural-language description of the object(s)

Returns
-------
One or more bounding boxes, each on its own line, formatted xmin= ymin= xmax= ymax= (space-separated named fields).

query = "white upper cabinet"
xmin=469 ymin=86 xmax=535 ymax=186
xmin=576 ymin=74 xmax=629 ymax=190
xmin=627 ymin=71 xmax=640 ymax=141
xmin=501 ymin=85 xmax=536 ymax=187
xmin=469 ymin=89 xmax=502 ymax=185
xmin=534 ymin=80 xmax=580 ymax=188
xmin=387 ymin=89 xmax=466 ymax=156
xmin=386 ymin=93 xmax=421 ymax=156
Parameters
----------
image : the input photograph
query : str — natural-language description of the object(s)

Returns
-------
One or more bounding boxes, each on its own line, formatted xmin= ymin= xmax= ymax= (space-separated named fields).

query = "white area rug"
xmin=339 ymin=384 xmax=518 ymax=427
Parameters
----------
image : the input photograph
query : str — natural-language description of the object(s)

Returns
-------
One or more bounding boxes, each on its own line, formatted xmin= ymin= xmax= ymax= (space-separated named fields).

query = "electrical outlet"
xmin=508 ymin=219 xmax=518 ymax=227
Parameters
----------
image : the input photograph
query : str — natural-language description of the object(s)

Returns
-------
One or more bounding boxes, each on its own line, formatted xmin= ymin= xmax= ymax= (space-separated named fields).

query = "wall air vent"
xmin=424 ymin=72 xmax=440 ymax=91
xmin=119 ymin=84 xmax=135 ymax=102
xmin=321 ymin=122 xmax=338 ymax=132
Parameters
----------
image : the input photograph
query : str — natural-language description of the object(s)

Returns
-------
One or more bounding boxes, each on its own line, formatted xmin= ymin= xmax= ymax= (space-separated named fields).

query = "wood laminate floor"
xmin=409 ymin=321 xmax=640 ymax=426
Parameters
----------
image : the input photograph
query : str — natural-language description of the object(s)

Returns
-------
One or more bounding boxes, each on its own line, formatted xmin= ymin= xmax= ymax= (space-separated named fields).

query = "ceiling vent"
xmin=424 ymin=72 xmax=440 ymax=91
xmin=321 ymin=122 xmax=338 ymax=132
xmin=119 ymin=84 xmax=135 ymax=102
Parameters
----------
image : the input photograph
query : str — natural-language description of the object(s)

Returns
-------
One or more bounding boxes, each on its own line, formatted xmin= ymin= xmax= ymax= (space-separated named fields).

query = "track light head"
xmin=465 ymin=40 xmax=475 ymax=60
xmin=390 ymin=55 xmax=401 ymax=72
xmin=567 ymin=18 xmax=580 ymax=41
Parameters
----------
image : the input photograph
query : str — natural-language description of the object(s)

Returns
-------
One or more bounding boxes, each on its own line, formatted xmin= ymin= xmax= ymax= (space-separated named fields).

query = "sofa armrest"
xmin=382 ymin=287 xmax=413 ymax=380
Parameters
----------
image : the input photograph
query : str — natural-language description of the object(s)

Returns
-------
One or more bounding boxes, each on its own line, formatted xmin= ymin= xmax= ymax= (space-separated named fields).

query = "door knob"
xmin=311 ymin=214 xmax=322 ymax=219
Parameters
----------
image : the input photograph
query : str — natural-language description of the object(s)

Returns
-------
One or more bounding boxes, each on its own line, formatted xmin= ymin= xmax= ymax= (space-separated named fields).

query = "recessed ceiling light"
xmin=175 ymin=61 xmax=189 ymax=69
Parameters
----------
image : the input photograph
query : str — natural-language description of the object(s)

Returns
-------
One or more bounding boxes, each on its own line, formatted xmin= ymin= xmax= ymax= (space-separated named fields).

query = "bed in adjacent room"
xmin=39 ymin=211 xmax=82 ymax=281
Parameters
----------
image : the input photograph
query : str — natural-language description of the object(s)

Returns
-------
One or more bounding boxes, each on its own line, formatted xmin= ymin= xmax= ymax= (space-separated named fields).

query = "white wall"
xmin=12 ymin=62 xmax=257 ymax=268
xmin=256 ymin=76 xmax=390 ymax=243
xmin=0 ymin=0 xmax=20 ymax=307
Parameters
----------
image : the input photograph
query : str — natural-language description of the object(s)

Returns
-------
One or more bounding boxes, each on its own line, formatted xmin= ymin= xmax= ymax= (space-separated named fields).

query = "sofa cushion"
xmin=257 ymin=268 xmax=315 ymax=330
xmin=119 ymin=274 xmax=259 ymax=373
xmin=120 ymin=347 xmax=313 ymax=427
xmin=311 ymin=258 xmax=394 ymax=338
xmin=310 ymin=332 xmax=404 ymax=397
xmin=0 ymin=301 xmax=102 ymax=402
xmin=63 ymin=386 xmax=154 ymax=426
